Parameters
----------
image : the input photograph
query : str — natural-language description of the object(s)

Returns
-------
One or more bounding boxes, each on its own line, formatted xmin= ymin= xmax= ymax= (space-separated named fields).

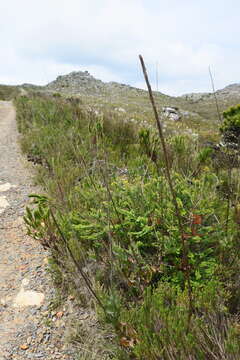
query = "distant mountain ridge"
xmin=0 ymin=70 xmax=238 ymax=103
xmin=45 ymin=70 xmax=240 ymax=100
xmin=181 ymin=83 xmax=240 ymax=102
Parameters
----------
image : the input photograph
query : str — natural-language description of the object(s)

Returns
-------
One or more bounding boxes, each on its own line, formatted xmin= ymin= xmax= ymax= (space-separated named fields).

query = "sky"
xmin=0 ymin=0 xmax=239 ymax=96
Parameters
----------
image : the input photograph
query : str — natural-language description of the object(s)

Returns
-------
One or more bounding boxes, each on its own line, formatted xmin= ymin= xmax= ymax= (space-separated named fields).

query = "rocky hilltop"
xmin=46 ymin=71 xmax=105 ymax=95
xmin=45 ymin=70 xmax=168 ymax=99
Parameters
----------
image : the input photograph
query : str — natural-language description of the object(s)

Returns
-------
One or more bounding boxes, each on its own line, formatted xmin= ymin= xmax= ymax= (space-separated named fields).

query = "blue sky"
xmin=0 ymin=0 xmax=239 ymax=95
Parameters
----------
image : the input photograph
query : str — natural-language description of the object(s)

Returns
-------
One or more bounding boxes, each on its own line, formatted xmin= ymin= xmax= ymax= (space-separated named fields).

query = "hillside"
xmin=43 ymin=71 xmax=240 ymax=141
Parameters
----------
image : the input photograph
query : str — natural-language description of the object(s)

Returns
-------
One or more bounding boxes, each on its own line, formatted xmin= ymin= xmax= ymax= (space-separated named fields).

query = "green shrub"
xmin=52 ymin=92 xmax=62 ymax=98
xmin=220 ymin=104 xmax=240 ymax=146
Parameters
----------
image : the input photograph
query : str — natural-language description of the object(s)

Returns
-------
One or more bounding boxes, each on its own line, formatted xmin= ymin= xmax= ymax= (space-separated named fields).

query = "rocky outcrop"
xmin=45 ymin=71 xmax=165 ymax=99
xmin=46 ymin=71 xmax=106 ymax=95
xmin=162 ymin=106 xmax=181 ymax=121
xmin=215 ymin=84 xmax=240 ymax=99
xmin=181 ymin=83 xmax=240 ymax=103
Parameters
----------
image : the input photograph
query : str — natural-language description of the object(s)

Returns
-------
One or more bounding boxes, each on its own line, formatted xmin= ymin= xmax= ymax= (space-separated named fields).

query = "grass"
xmin=15 ymin=92 xmax=240 ymax=359
xmin=0 ymin=84 xmax=20 ymax=100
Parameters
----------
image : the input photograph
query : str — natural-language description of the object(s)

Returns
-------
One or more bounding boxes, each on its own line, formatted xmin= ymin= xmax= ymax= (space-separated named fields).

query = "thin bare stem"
xmin=139 ymin=54 xmax=193 ymax=329
xmin=225 ymin=168 xmax=232 ymax=236
xmin=209 ymin=66 xmax=222 ymax=123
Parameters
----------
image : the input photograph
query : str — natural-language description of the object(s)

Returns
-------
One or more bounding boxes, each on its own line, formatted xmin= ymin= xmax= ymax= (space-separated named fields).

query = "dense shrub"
xmin=220 ymin=104 xmax=240 ymax=146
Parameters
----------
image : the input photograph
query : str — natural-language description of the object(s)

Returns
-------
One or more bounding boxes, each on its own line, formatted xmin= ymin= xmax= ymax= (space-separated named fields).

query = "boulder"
xmin=162 ymin=106 xmax=181 ymax=121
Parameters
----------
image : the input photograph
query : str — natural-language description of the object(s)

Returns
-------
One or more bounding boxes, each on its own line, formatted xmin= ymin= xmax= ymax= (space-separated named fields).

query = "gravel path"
xmin=0 ymin=101 xmax=77 ymax=360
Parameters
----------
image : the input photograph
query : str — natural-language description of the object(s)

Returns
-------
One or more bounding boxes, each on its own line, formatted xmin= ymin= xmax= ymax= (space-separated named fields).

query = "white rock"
xmin=115 ymin=107 xmax=126 ymax=113
xmin=162 ymin=106 xmax=181 ymax=121
xmin=0 ymin=183 xmax=16 ymax=192
xmin=169 ymin=113 xmax=181 ymax=121
xmin=0 ymin=196 xmax=10 ymax=214
xmin=14 ymin=288 xmax=45 ymax=307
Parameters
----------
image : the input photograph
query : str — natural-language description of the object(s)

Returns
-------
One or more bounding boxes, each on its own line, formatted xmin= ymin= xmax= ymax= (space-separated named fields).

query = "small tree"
xmin=220 ymin=104 xmax=240 ymax=147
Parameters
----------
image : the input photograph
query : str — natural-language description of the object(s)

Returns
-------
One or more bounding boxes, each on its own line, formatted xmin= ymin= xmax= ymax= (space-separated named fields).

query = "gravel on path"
xmin=0 ymin=101 xmax=77 ymax=360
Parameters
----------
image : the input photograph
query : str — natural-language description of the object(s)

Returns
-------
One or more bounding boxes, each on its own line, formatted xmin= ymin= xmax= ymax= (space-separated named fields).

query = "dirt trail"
xmin=0 ymin=102 xmax=75 ymax=359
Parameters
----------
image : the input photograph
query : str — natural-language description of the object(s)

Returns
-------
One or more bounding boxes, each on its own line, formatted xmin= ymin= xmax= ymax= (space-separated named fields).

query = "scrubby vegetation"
xmin=220 ymin=105 xmax=240 ymax=147
xmin=15 ymin=94 xmax=240 ymax=359
xmin=0 ymin=84 xmax=20 ymax=100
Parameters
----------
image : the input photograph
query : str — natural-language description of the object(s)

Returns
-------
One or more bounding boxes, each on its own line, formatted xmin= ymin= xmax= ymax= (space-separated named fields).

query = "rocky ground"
xmin=0 ymin=101 xmax=79 ymax=360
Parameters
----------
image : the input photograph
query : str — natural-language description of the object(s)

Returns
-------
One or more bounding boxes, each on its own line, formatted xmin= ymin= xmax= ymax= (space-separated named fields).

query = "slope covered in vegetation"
xmin=44 ymin=71 xmax=240 ymax=142
xmin=15 ymin=93 xmax=240 ymax=359
xmin=0 ymin=84 xmax=20 ymax=100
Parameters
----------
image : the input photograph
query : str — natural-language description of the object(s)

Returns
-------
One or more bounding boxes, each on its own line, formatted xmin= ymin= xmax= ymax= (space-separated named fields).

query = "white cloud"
xmin=0 ymin=49 xmax=123 ymax=86
xmin=0 ymin=0 xmax=240 ymax=95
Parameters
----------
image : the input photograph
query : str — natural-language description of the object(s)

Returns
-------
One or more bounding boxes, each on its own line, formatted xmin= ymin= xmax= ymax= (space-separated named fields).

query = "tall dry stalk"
xmin=139 ymin=55 xmax=193 ymax=330
xmin=209 ymin=66 xmax=222 ymax=123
